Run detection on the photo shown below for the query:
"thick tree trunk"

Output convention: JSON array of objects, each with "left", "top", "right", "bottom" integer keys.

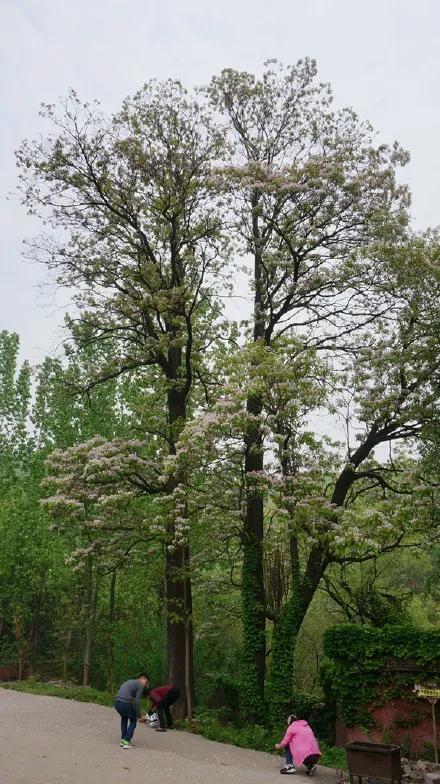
[
  {"left": 241, "top": 193, "right": 267, "bottom": 721},
  {"left": 241, "top": 396, "right": 266, "bottom": 722},
  {"left": 165, "top": 542, "right": 194, "bottom": 718},
  {"left": 166, "top": 383, "right": 195, "bottom": 719},
  {"left": 267, "top": 534, "right": 302, "bottom": 723}
]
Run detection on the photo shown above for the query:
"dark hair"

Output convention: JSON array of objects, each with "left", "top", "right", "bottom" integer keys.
[
  {"left": 287, "top": 714, "right": 297, "bottom": 725},
  {"left": 138, "top": 672, "right": 149, "bottom": 680}
]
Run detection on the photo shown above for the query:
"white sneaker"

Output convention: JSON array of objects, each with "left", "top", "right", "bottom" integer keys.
[{"left": 280, "top": 765, "right": 296, "bottom": 774}]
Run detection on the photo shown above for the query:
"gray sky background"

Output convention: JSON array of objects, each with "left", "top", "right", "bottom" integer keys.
[{"left": 1, "top": 0, "right": 440, "bottom": 366}]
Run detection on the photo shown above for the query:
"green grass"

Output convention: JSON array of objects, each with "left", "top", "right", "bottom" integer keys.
[
  {"left": 0, "top": 680, "right": 347, "bottom": 769},
  {"left": 0, "top": 678, "right": 114, "bottom": 707},
  {"left": 182, "top": 710, "right": 347, "bottom": 769}
]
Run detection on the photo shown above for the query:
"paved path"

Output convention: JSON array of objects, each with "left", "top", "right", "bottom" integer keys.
[{"left": 0, "top": 688, "right": 336, "bottom": 784}]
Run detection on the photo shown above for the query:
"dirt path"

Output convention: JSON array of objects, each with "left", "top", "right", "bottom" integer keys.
[{"left": 0, "top": 688, "right": 336, "bottom": 784}]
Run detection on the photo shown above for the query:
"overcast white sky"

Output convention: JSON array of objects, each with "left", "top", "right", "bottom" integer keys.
[{"left": 2, "top": 0, "right": 440, "bottom": 366}]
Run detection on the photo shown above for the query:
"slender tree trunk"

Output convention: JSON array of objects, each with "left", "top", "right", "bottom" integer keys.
[
  {"left": 83, "top": 557, "right": 99, "bottom": 687},
  {"left": 166, "top": 383, "right": 195, "bottom": 718},
  {"left": 63, "top": 628, "right": 72, "bottom": 686},
  {"left": 184, "top": 547, "right": 193, "bottom": 723},
  {"left": 241, "top": 192, "right": 267, "bottom": 721},
  {"left": 107, "top": 570, "right": 117, "bottom": 693}
]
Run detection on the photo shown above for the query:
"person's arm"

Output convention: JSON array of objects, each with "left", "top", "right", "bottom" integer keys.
[
  {"left": 276, "top": 726, "right": 294, "bottom": 749},
  {"left": 133, "top": 683, "right": 144, "bottom": 718}
]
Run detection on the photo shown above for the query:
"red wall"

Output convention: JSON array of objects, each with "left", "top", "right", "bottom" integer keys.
[{"left": 336, "top": 698, "right": 438, "bottom": 755}]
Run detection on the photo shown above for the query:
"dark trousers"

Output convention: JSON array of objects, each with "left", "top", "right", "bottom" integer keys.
[
  {"left": 156, "top": 686, "right": 179, "bottom": 728},
  {"left": 115, "top": 699, "right": 137, "bottom": 741},
  {"left": 285, "top": 750, "right": 320, "bottom": 771}
]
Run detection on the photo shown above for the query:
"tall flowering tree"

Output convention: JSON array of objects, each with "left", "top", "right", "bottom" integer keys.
[
  {"left": 17, "top": 82, "right": 228, "bottom": 713},
  {"left": 174, "top": 231, "right": 440, "bottom": 720},
  {"left": 207, "top": 59, "right": 410, "bottom": 718}
]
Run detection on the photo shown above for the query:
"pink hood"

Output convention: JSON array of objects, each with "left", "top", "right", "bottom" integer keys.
[{"left": 279, "top": 720, "right": 321, "bottom": 767}]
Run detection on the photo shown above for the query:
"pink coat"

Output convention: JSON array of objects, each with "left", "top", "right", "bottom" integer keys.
[{"left": 279, "top": 720, "right": 321, "bottom": 767}]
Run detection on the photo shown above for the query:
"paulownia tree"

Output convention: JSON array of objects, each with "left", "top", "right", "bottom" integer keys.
[
  {"left": 17, "top": 82, "right": 228, "bottom": 713},
  {"left": 174, "top": 231, "right": 440, "bottom": 721},
  {"left": 207, "top": 59, "right": 410, "bottom": 718}
]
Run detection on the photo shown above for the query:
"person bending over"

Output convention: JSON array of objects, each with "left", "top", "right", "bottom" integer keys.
[
  {"left": 275, "top": 714, "right": 321, "bottom": 775},
  {"left": 114, "top": 672, "right": 148, "bottom": 748},
  {"left": 146, "top": 683, "right": 180, "bottom": 731}
]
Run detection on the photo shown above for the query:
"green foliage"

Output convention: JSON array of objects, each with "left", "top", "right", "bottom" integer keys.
[
  {"left": 186, "top": 709, "right": 346, "bottom": 768},
  {"left": 7, "top": 57, "right": 440, "bottom": 732},
  {"left": 323, "top": 625, "right": 440, "bottom": 729},
  {"left": 195, "top": 671, "right": 241, "bottom": 714}
]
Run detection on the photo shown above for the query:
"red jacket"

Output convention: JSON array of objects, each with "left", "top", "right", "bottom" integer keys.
[{"left": 148, "top": 684, "right": 173, "bottom": 705}]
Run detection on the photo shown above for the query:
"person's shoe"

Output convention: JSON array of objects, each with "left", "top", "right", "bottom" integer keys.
[
  {"left": 121, "top": 740, "right": 134, "bottom": 749},
  {"left": 306, "top": 765, "right": 317, "bottom": 776},
  {"left": 280, "top": 765, "right": 296, "bottom": 774},
  {"left": 155, "top": 727, "right": 167, "bottom": 732}
]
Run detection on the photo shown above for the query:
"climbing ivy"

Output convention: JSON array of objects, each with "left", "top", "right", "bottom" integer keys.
[
  {"left": 266, "top": 595, "right": 301, "bottom": 724},
  {"left": 322, "top": 625, "right": 440, "bottom": 730},
  {"left": 240, "top": 534, "right": 266, "bottom": 723}
]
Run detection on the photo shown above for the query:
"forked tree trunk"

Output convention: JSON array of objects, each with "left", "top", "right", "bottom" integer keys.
[{"left": 267, "top": 534, "right": 302, "bottom": 723}]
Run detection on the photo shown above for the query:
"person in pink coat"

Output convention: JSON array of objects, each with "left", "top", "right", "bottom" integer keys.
[{"left": 275, "top": 714, "right": 321, "bottom": 775}]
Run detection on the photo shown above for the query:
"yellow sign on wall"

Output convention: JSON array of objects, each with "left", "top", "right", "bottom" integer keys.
[{"left": 417, "top": 688, "right": 440, "bottom": 699}]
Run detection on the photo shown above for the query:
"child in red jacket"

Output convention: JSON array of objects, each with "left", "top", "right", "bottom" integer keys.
[{"left": 146, "top": 684, "right": 180, "bottom": 731}]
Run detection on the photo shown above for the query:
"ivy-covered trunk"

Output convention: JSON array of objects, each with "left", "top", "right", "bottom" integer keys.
[
  {"left": 267, "top": 534, "right": 302, "bottom": 723},
  {"left": 267, "top": 533, "right": 329, "bottom": 723},
  {"left": 267, "top": 599, "right": 302, "bottom": 723},
  {"left": 240, "top": 194, "right": 267, "bottom": 723},
  {"left": 241, "top": 495, "right": 266, "bottom": 721}
]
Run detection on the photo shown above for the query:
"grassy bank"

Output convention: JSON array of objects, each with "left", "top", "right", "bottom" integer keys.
[
  {"left": 1, "top": 679, "right": 346, "bottom": 769},
  {"left": 185, "top": 710, "right": 347, "bottom": 769},
  {"left": 0, "top": 678, "right": 114, "bottom": 706}
]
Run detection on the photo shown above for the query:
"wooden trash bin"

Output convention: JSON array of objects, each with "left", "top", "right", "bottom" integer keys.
[{"left": 345, "top": 741, "right": 402, "bottom": 784}]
